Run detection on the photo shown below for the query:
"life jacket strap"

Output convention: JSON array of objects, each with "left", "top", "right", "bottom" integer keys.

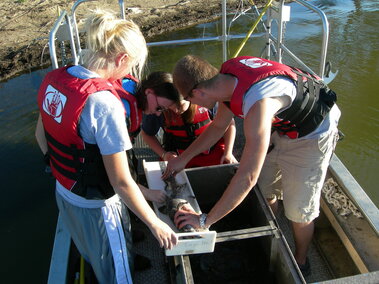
[
  {"left": 273, "top": 68, "right": 336, "bottom": 137},
  {"left": 165, "top": 118, "right": 210, "bottom": 132},
  {"left": 44, "top": 130, "right": 115, "bottom": 198},
  {"left": 162, "top": 133, "right": 194, "bottom": 151},
  {"left": 45, "top": 131, "right": 86, "bottom": 157}
]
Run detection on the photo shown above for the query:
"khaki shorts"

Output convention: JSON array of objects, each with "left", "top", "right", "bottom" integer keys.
[{"left": 258, "top": 129, "right": 339, "bottom": 223}]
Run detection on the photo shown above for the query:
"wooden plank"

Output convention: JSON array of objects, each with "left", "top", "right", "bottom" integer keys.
[{"left": 320, "top": 198, "right": 369, "bottom": 273}]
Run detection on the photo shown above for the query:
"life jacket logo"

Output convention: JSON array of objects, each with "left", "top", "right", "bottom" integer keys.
[
  {"left": 239, "top": 58, "right": 272, "bottom": 69},
  {"left": 198, "top": 107, "right": 207, "bottom": 113},
  {"left": 42, "top": 85, "right": 67, "bottom": 123}
]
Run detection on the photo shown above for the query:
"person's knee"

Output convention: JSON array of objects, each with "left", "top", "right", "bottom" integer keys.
[{"left": 292, "top": 220, "right": 314, "bottom": 229}]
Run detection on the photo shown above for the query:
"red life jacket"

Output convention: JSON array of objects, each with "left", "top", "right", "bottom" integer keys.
[
  {"left": 162, "top": 105, "right": 226, "bottom": 167},
  {"left": 113, "top": 75, "right": 142, "bottom": 141},
  {"left": 163, "top": 105, "right": 213, "bottom": 151},
  {"left": 37, "top": 66, "right": 125, "bottom": 197},
  {"left": 113, "top": 75, "right": 142, "bottom": 181},
  {"left": 220, "top": 56, "right": 336, "bottom": 138}
]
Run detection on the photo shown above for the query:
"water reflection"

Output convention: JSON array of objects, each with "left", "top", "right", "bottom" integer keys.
[{"left": 322, "top": 0, "right": 379, "bottom": 206}]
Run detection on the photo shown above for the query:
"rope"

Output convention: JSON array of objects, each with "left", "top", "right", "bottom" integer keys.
[
  {"left": 232, "top": 0, "right": 273, "bottom": 58},
  {"left": 322, "top": 178, "right": 363, "bottom": 218}
]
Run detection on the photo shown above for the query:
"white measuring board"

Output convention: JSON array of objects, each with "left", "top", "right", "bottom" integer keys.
[{"left": 142, "top": 160, "right": 216, "bottom": 256}]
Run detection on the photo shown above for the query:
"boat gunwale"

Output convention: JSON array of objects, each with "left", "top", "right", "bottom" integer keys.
[{"left": 328, "top": 154, "right": 379, "bottom": 235}]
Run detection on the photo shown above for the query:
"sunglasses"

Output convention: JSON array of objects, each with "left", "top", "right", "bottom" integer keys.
[{"left": 154, "top": 95, "right": 168, "bottom": 112}]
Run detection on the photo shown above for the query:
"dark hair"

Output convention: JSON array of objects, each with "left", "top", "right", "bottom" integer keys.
[{"left": 136, "top": 71, "right": 182, "bottom": 111}]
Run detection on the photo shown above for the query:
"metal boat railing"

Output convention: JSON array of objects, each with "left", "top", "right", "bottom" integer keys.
[
  {"left": 49, "top": 1, "right": 327, "bottom": 78},
  {"left": 264, "top": 0, "right": 330, "bottom": 78},
  {"left": 70, "top": 0, "right": 96, "bottom": 65},
  {"left": 48, "top": 10, "right": 77, "bottom": 69}
]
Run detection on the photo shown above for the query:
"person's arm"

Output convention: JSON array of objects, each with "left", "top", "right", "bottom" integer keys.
[
  {"left": 220, "top": 118, "right": 238, "bottom": 164},
  {"left": 174, "top": 97, "right": 283, "bottom": 229},
  {"left": 35, "top": 114, "right": 48, "bottom": 154},
  {"left": 163, "top": 103, "right": 234, "bottom": 178},
  {"left": 141, "top": 130, "right": 177, "bottom": 161},
  {"left": 141, "top": 129, "right": 166, "bottom": 159},
  {"left": 141, "top": 114, "right": 177, "bottom": 161},
  {"left": 102, "top": 151, "right": 177, "bottom": 249},
  {"left": 138, "top": 183, "right": 167, "bottom": 204},
  {"left": 140, "top": 130, "right": 172, "bottom": 203}
]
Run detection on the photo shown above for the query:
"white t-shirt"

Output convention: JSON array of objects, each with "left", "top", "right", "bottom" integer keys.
[
  {"left": 242, "top": 76, "right": 340, "bottom": 139},
  {"left": 57, "top": 65, "right": 132, "bottom": 191}
]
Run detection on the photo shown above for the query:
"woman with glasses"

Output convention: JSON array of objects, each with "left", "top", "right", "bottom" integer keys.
[{"left": 137, "top": 71, "right": 238, "bottom": 172}]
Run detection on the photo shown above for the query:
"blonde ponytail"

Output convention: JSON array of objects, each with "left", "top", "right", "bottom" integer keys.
[{"left": 83, "top": 9, "right": 147, "bottom": 79}]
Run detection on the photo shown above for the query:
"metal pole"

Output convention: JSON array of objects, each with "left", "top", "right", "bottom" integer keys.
[
  {"left": 119, "top": 0, "right": 125, "bottom": 19},
  {"left": 222, "top": 0, "right": 227, "bottom": 61},
  {"left": 294, "top": 0, "right": 329, "bottom": 78},
  {"left": 49, "top": 11, "right": 67, "bottom": 69},
  {"left": 277, "top": 0, "right": 285, "bottom": 63}
]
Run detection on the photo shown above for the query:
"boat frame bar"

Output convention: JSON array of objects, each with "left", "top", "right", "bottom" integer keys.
[
  {"left": 48, "top": 10, "right": 78, "bottom": 69},
  {"left": 216, "top": 225, "right": 278, "bottom": 242},
  {"left": 49, "top": 0, "right": 330, "bottom": 78}
]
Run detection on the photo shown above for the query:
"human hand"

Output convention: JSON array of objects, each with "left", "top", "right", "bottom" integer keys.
[
  {"left": 220, "top": 152, "right": 238, "bottom": 164},
  {"left": 161, "top": 156, "right": 186, "bottom": 179},
  {"left": 149, "top": 219, "right": 178, "bottom": 250},
  {"left": 162, "top": 151, "right": 178, "bottom": 161},
  {"left": 143, "top": 188, "right": 167, "bottom": 203},
  {"left": 174, "top": 207, "right": 201, "bottom": 230}
]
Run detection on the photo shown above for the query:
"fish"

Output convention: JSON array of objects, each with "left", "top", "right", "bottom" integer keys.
[{"left": 158, "top": 162, "right": 196, "bottom": 233}]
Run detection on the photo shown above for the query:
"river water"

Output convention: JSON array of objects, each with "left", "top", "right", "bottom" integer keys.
[{"left": 0, "top": 0, "right": 377, "bottom": 282}]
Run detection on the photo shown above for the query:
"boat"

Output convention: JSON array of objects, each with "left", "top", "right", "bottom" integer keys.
[{"left": 46, "top": 0, "right": 379, "bottom": 283}]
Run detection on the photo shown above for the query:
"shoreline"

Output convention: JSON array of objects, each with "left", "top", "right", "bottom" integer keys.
[{"left": 0, "top": 0, "right": 255, "bottom": 82}]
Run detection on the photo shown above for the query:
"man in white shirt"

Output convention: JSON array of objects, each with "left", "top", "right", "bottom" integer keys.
[{"left": 166, "top": 55, "right": 340, "bottom": 276}]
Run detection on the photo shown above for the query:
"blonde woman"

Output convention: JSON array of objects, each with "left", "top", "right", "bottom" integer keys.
[{"left": 35, "top": 10, "right": 177, "bottom": 283}]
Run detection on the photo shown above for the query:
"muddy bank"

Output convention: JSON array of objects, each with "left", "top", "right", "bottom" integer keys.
[{"left": 0, "top": 0, "right": 254, "bottom": 82}]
